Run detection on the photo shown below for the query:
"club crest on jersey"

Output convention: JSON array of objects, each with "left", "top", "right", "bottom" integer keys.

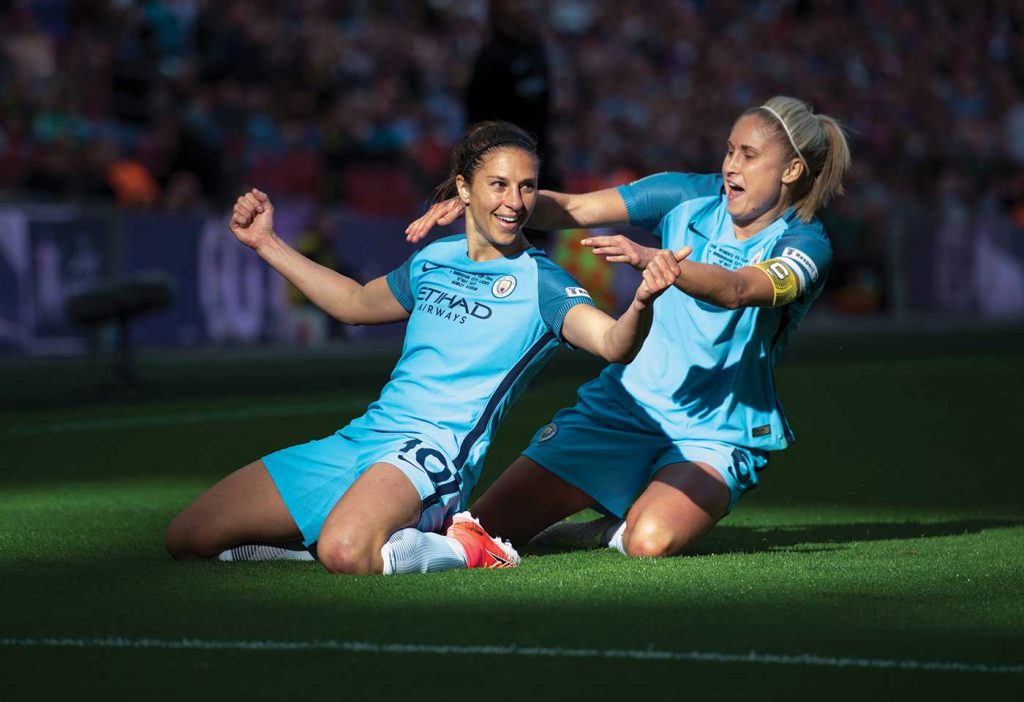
[
  {"left": 492, "top": 275, "right": 517, "bottom": 298},
  {"left": 537, "top": 423, "right": 558, "bottom": 442}
]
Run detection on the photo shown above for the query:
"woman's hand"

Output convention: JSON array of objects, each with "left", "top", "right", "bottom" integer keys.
[
  {"left": 581, "top": 234, "right": 659, "bottom": 270},
  {"left": 635, "top": 247, "right": 691, "bottom": 305},
  {"left": 229, "top": 188, "right": 275, "bottom": 250},
  {"left": 405, "top": 197, "right": 465, "bottom": 243}
]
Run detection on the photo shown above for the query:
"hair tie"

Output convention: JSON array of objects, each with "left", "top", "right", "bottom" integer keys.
[{"left": 761, "top": 106, "right": 810, "bottom": 174}]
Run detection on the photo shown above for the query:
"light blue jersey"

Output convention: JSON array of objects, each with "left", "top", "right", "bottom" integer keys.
[
  {"left": 523, "top": 172, "right": 831, "bottom": 515},
  {"left": 265, "top": 233, "right": 595, "bottom": 543},
  {"left": 601, "top": 172, "right": 832, "bottom": 451},
  {"left": 373, "top": 234, "right": 593, "bottom": 503}
]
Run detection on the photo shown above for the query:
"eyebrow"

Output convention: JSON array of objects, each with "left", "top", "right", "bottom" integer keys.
[
  {"left": 482, "top": 173, "right": 537, "bottom": 183},
  {"left": 726, "top": 140, "right": 761, "bottom": 153}
]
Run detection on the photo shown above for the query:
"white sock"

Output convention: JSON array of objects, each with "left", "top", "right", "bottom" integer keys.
[
  {"left": 217, "top": 543, "right": 315, "bottom": 562},
  {"left": 607, "top": 521, "right": 628, "bottom": 556},
  {"left": 380, "top": 528, "right": 468, "bottom": 575}
]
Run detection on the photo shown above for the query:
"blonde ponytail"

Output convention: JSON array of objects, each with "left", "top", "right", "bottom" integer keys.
[
  {"left": 747, "top": 96, "right": 852, "bottom": 222},
  {"left": 798, "top": 114, "right": 851, "bottom": 221}
]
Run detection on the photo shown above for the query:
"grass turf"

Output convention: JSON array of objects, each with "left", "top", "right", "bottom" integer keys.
[{"left": 0, "top": 328, "right": 1022, "bottom": 699}]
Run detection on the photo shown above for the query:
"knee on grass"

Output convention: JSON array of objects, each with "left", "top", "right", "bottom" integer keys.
[
  {"left": 317, "top": 531, "right": 382, "bottom": 575},
  {"left": 622, "top": 519, "right": 691, "bottom": 558},
  {"left": 164, "top": 515, "right": 219, "bottom": 560}
]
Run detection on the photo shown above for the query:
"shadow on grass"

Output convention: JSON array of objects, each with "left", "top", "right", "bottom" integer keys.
[{"left": 525, "top": 518, "right": 1024, "bottom": 557}]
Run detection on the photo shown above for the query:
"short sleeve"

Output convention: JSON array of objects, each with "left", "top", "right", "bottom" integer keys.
[
  {"left": 533, "top": 257, "right": 596, "bottom": 342},
  {"left": 767, "top": 225, "right": 833, "bottom": 295},
  {"left": 385, "top": 251, "right": 417, "bottom": 312},
  {"left": 616, "top": 172, "right": 723, "bottom": 233}
]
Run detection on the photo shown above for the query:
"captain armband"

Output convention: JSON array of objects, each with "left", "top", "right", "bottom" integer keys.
[{"left": 751, "top": 258, "right": 800, "bottom": 307}]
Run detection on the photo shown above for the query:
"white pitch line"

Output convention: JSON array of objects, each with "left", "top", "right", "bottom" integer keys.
[
  {"left": 0, "top": 636, "right": 1020, "bottom": 675},
  {"left": 3, "top": 399, "right": 373, "bottom": 436}
]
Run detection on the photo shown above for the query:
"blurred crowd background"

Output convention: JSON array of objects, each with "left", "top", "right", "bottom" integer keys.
[{"left": 2, "top": 0, "right": 1023, "bottom": 355}]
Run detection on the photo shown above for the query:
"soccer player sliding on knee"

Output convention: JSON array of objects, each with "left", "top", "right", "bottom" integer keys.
[
  {"left": 405, "top": 96, "right": 853, "bottom": 563},
  {"left": 164, "top": 121, "right": 683, "bottom": 574}
]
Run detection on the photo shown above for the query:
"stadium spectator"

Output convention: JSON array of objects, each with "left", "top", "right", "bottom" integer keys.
[
  {"left": 1, "top": 1, "right": 1022, "bottom": 317},
  {"left": 400, "top": 95, "right": 852, "bottom": 567},
  {"left": 465, "top": 0, "right": 558, "bottom": 245},
  {"left": 164, "top": 121, "right": 685, "bottom": 574}
]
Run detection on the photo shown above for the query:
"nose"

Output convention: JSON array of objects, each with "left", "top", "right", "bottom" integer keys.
[{"left": 504, "top": 187, "right": 524, "bottom": 211}]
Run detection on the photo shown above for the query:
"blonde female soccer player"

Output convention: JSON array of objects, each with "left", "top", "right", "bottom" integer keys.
[
  {"left": 165, "top": 121, "right": 684, "bottom": 574},
  {"left": 404, "top": 96, "right": 852, "bottom": 564}
]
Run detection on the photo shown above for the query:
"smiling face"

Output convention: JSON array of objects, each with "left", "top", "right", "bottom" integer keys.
[
  {"left": 457, "top": 147, "right": 538, "bottom": 260},
  {"left": 722, "top": 113, "right": 805, "bottom": 237}
]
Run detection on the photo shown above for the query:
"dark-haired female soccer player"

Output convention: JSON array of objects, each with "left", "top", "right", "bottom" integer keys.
[
  {"left": 165, "top": 121, "right": 684, "bottom": 574},
  {"left": 404, "top": 96, "right": 852, "bottom": 564}
]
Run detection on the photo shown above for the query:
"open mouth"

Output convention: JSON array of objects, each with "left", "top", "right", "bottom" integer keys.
[
  {"left": 494, "top": 213, "right": 520, "bottom": 230},
  {"left": 726, "top": 180, "right": 745, "bottom": 200}
]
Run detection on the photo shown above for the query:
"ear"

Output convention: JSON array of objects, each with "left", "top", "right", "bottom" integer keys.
[
  {"left": 455, "top": 175, "right": 470, "bottom": 204},
  {"left": 781, "top": 158, "right": 805, "bottom": 185}
]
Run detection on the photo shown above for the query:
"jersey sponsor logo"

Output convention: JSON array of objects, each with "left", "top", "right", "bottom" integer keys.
[
  {"left": 537, "top": 422, "right": 558, "bottom": 442},
  {"left": 416, "top": 285, "right": 492, "bottom": 325},
  {"left": 492, "top": 275, "right": 517, "bottom": 298},
  {"left": 782, "top": 247, "right": 819, "bottom": 282},
  {"left": 564, "top": 287, "right": 591, "bottom": 298}
]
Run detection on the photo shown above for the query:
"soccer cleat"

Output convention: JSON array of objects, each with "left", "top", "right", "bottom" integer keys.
[
  {"left": 445, "top": 512, "right": 521, "bottom": 568},
  {"left": 527, "top": 515, "right": 623, "bottom": 552}
]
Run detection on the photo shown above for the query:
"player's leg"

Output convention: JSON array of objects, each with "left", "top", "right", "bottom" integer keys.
[
  {"left": 322, "top": 433, "right": 523, "bottom": 575},
  {"left": 165, "top": 460, "right": 302, "bottom": 560},
  {"left": 471, "top": 455, "right": 597, "bottom": 548},
  {"left": 476, "top": 380, "right": 664, "bottom": 551},
  {"left": 615, "top": 444, "right": 765, "bottom": 557},
  {"left": 521, "top": 460, "right": 723, "bottom": 557},
  {"left": 315, "top": 461, "right": 423, "bottom": 575},
  {"left": 616, "top": 461, "right": 731, "bottom": 557}
]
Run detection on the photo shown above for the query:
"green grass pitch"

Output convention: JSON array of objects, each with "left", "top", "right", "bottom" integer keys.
[{"left": 1, "top": 328, "right": 1022, "bottom": 699}]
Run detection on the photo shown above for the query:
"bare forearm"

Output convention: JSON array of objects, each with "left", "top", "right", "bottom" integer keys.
[
  {"left": 528, "top": 191, "right": 580, "bottom": 229},
  {"left": 674, "top": 259, "right": 766, "bottom": 309},
  {"left": 563, "top": 249, "right": 681, "bottom": 360},
  {"left": 256, "top": 233, "right": 363, "bottom": 321},
  {"left": 528, "top": 188, "right": 630, "bottom": 231},
  {"left": 599, "top": 297, "right": 654, "bottom": 363}
]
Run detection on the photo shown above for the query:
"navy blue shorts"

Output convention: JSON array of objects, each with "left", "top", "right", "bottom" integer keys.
[{"left": 523, "top": 380, "right": 767, "bottom": 517}]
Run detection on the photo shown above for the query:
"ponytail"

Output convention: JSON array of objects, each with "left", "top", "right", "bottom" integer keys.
[
  {"left": 799, "top": 114, "right": 851, "bottom": 221},
  {"left": 746, "top": 96, "right": 852, "bottom": 222}
]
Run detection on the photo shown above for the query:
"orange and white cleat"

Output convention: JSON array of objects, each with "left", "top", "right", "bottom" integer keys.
[{"left": 446, "top": 512, "right": 521, "bottom": 569}]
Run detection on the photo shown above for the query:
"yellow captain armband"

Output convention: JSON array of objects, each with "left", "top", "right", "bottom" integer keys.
[{"left": 751, "top": 258, "right": 800, "bottom": 307}]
